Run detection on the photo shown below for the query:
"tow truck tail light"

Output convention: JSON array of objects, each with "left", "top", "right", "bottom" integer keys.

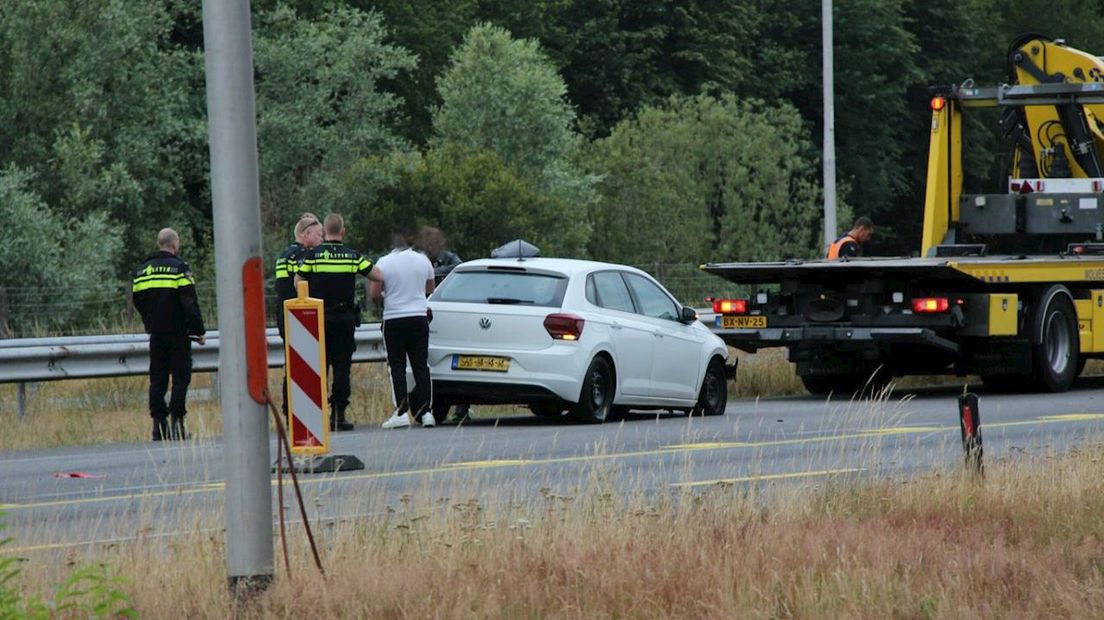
[
  {"left": 912, "top": 297, "right": 950, "bottom": 313},
  {"left": 544, "top": 313, "right": 585, "bottom": 340},
  {"left": 712, "top": 298, "right": 748, "bottom": 315}
]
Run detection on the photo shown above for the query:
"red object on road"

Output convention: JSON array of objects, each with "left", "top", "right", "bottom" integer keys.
[{"left": 53, "top": 472, "right": 107, "bottom": 479}]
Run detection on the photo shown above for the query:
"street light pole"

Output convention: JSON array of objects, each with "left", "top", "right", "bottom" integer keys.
[
  {"left": 201, "top": 0, "right": 274, "bottom": 596},
  {"left": 822, "top": 0, "right": 838, "bottom": 251}
]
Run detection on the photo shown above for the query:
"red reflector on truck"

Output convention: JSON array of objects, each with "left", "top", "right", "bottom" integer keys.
[
  {"left": 912, "top": 297, "right": 950, "bottom": 313},
  {"left": 712, "top": 299, "right": 748, "bottom": 315}
]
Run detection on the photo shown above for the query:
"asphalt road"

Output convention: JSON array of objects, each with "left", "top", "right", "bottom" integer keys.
[{"left": 3, "top": 382, "right": 1104, "bottom": 555}]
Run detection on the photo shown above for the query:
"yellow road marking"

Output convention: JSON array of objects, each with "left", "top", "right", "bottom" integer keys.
[
  {"left": 1, "top": 413, "right": 1100, "bottom": 513},
  {"left": 859, "top": 426, "right": 945, "bottom": 435},
  {"left": 672, "top": 468, "right": 863, "bottom": 488},
  {"left": 438, "top": 459, "right": 534, "bottom": 469},
  {"left": 662, "top": 442, "right": 751, "bottom": 451},
  {"left": 1040, "top": 413, "right": 1104, "bottom": 422}
]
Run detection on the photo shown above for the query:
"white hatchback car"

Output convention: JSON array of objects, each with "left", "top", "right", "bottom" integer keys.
[{"left": 423, "top": 257, "right": 730, "bottom": 423}]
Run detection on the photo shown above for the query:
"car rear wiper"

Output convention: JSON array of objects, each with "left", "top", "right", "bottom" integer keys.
[{"left": 486, "top": 297, "right": 534, "bottom": 304}]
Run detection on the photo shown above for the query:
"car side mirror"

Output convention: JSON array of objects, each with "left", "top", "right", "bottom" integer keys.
[{"left": 679, "top": 306, "right": 698, "bottom": 324}]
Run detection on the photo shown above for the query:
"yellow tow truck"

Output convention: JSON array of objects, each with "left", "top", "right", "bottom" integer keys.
[{"left": 703, "top": 35, "right": 1104, "bottom": 394}]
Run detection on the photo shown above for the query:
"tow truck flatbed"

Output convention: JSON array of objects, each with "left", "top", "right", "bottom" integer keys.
[{"left": 702, "top": 255, "right": 1104, "bottom": 286}]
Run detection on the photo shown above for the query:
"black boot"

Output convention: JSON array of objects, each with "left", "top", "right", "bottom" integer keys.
[
  {"left": 152, "top": 416, "right": 170, "bottom": 441},
  {"left": 169, "top": 416, "right": 191, "bottom": 441},
  {"left": 330, "top": 407, "right": 354, "bottom": 432}
]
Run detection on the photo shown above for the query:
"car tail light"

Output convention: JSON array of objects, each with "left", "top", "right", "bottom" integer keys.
[
  {"left": 544, "top": 313, "right": 585, "bottom": 340},
  {"left": 912, "top": 297, "right": 950, "bottom": 313},
  {"left": 712, "top": 298, "right": 748, "bottom": 315}
]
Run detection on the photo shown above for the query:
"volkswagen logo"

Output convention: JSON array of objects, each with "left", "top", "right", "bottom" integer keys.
[{"left": 479, "top": 317, "right": 492, "bottom": 329}]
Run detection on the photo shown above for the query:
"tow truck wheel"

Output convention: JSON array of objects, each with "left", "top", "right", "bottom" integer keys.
[{"left": 1032, "top": 288, "right": 1079, "bottom": 393}]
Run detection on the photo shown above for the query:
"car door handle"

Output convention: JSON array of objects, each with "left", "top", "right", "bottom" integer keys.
[{"left": 611, "top": 321, "right": 623, "bottom": 330}]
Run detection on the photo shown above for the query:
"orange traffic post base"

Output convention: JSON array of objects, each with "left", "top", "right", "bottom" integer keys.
[{"left": 275, "top": 281, "right": 363, "bottom": 474}]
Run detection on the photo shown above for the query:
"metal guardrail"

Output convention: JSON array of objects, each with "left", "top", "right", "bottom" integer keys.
[{"left": 0, "top": 325, "right": 386, "bottom": 384}]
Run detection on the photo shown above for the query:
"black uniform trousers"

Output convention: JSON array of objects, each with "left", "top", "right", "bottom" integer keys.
[
  {"left": 325, "top": 311, "right": 358, "bottom": 411},
  {"left": 382, "top": 315, "right": 431, "bottom": 416},
  {"left": 149, "top": 333, "right": 193, "bottom": 419}
]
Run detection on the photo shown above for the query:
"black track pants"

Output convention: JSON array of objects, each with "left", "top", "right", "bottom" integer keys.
[{"left": 382, "top": 316, "right": 431, "bottom": 415}]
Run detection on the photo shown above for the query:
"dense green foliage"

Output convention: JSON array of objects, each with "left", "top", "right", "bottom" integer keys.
[
  {"left": 586, "top": 95, "right": 828, "bottom": 265},
  {"left": 1, "top": 0, "right": 1102, "bottom": 334},
  {"left": 253, "top": 5, "right": 416, "bottom": 238}
]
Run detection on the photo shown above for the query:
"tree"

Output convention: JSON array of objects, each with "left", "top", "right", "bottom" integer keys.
[
  {"left": 586, "top": 95, "right": 828, "bottom": 265},
  {"left": 0, "top": 167, "right": 122, "bottom": 334},
  {"left": 252, "top": 4, "right": 417, "bottom": 241},
  {"left": 346, "top": 0, "right": 479, "bottom": 145},
  {"left": 0, "top": 0, "right": 208, "bottom": 274},
  {"left": 477, "top": 0, "right": 782, "bottom": 139},
  {"left": 372, "top": 143, "right": 587, "bottom": 259},
  {"left": 432, "top": 23, "right": 595, "bottom": 255}
]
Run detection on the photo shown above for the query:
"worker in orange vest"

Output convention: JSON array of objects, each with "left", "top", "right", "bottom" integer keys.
[{"left": 826, "top": 216, "right": 874, "bottom": 260}]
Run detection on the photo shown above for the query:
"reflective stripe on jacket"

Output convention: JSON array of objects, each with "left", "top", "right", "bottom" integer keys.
[
  {"left": 132, "top": 251, "right": 205, "bottom": 335},
  {"left": 298, "top": 241, "right": 374, "bottom": 309}
]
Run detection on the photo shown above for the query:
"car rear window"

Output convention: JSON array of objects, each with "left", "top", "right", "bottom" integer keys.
[{"left": 433, "top": 270, "right": 568, "bottom": 307}]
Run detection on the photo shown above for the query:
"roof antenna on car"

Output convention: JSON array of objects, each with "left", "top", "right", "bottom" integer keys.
[{"left": 517, "top": 239, "right": 525, "bottom": 262}]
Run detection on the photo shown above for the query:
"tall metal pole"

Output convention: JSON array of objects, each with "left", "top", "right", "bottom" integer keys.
[
  {"left": 822, "top": 0, "right": 838, "bottom": 251},
  {"left": 201, "top": 0, "right": 274, "bottom": 595}
]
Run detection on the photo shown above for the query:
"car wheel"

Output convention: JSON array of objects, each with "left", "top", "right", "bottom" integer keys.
[
  {"left": 571, "top": 356, "right": 614, "bottom": 423},
  {"left": 692, "top": 359, "right": 728, "bottom": 416}
]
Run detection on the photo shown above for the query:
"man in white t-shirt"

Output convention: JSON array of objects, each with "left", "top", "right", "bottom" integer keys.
[{"left": 371, "top": 229, "right": 437, "bottom": 429}]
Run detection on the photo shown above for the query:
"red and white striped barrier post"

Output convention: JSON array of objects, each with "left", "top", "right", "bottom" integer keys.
[
  {"left": 285, "top": 282, "right": 329, "bottom": 453},
  {"left": 280, "top": 281, "right": 363, "bottom": 472}
]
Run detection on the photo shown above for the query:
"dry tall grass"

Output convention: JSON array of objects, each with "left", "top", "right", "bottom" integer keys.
[{"left": 9, "top": 441, "right": 1104, "bottom": 618}]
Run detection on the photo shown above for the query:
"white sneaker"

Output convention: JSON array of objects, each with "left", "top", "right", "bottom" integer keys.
[
  {"left": 421, "top": 411, "right": 436, "bottom": 428},
  {"left": 381, "top": 411, "right": 412, "bottom": 429}
]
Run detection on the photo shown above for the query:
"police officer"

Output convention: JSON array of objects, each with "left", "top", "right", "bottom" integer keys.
[
  {"left": 296, "top": 214, "right": 383, "bottom": 431},
  {"left": 132, "top": 228, "right": 206, "bottom": 441},
  {"left": 826, "top": 216, "right": 874, "bottom": 260},
  {"left": 274, "top": 214, "right": 323, "bottom": 415}
]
